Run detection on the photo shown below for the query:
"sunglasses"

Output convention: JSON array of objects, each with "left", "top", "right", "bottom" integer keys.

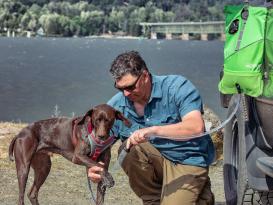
[{"left": 114, "top": 73, "right": 142, "bottom": 92}]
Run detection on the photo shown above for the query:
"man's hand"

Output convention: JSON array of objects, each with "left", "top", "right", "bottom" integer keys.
[
  {"left": 126, "top": 127, "right": 156, "bottom": 149},
  {"left": 88, "top": 162, "right": 104, "bottom": 183}
]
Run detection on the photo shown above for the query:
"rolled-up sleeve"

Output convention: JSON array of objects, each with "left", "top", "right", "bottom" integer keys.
[{"left": 172, "top": 77, "right": 203, "bottom": 118}]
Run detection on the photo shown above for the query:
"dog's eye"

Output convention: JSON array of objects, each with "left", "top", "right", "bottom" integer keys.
[{"left": 95, "top": 118, "right": 110, "bottom": 124}]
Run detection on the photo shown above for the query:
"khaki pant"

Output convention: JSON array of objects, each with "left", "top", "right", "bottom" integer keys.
[{"left": 119, "top": 142, "right": 214, "bottom": 205}]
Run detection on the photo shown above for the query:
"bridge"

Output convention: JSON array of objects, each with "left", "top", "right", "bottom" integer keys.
[{"left": 139, "top": 21, "right": 225, "bottom": 40}]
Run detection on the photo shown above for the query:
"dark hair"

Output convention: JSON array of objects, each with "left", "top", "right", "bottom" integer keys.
[{"left": 110, "top": 51, "right": 148, "bottom": 80}]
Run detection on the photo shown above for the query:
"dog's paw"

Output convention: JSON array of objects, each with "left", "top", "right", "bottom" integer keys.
[{"left": 101, "top": 171, "right": 115, "bottom": 189}]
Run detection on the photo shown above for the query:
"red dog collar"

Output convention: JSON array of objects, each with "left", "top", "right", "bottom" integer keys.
[{"left": 86, "top": 122, "right": 116, "bottom": 161}]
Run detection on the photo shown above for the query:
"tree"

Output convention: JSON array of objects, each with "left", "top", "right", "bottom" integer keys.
[
  {"left": 58, "top": 15, "right": 73, "bottom": 36},
  {"left": 39, "top": 13, "right": 61, "bottom": 35},
  {"left": 128, "top": 6, "right": 146, "bottom": 36},
  {"left": 28, "top": 17, "right": 38, "bottom": 31},
  {"left": 80, "top": 10, "right": 104, "bottom": 35},
  {"left": 71, "top": 16, "right": 81, "bottom": 36},
  {"left": 28, "top": 4, "right": 41, "bottom": 16},
  {"left": 20, "top": 12, "right": 31, "bottom": 30},
  {"left": 172, "top": 3, "right": 194, "bottom": 21},
  {"left": 107, "top": 8, "right": 125, "bottom": 32},
  {"left": 149, "top": 8, "right": 164, "bottom": 22},
  {"left": 0, "top": 9, "right": 18, "bottom": 30},
  {"left": 208, "top": 2, "right": 224, "bottom": 21},
  {"left": 163, "top": 11, "right": 175, "bottom": 22},
  {"left": 0, "top": 0, "right": 26, "bottom": 30},
  {"left": 189, "top": 0, "right": 209, "bottom": 21}
]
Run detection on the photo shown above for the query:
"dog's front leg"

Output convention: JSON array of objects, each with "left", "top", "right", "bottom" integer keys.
[
  {"left": 99, "top": 148, "right": 111, "bottom": 170},
  {"left": 71, "top": 140, "right": 101, "bottom": 168}
]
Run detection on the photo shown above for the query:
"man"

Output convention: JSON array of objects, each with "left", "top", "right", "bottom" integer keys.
[{"left": 89, "top": 51, "right": 215, "bottom": 205}]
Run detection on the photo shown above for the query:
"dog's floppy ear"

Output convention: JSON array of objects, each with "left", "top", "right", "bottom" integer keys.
[
  {"left": 115, "top": 110, "right": 131, "bottom": 127},
  {"left": 78, "top": 109, "right": 93, "bottom": 125}
]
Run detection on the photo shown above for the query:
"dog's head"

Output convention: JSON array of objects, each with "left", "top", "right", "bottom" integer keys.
[{"left": 78, "top": 104, "right": 131, "bottom": 141}]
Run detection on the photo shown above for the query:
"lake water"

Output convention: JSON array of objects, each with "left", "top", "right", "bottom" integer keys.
[{"left": 0, "top": 37, "right": 226, "bottom": 122}]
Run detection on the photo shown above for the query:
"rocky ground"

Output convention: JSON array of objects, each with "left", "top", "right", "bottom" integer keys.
[{"left": 0, "top": 108, "right": 225, "bottom": 205}]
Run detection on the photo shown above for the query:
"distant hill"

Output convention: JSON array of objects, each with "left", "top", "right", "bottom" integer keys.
[{"left": 0, "top": 0, "right": 265, "bottom": 37}]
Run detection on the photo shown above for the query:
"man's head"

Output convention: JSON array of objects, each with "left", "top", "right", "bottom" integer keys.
[
  {"left": 110, "top": 51, "right": 149, "bottom": 80},
  {"left": 110, "top": 51, "right": 151, "bottom": 103}
]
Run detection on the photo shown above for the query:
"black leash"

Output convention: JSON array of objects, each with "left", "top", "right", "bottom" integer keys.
[{"left": 86, "top": 169, "right": 100, "bottom": 205}]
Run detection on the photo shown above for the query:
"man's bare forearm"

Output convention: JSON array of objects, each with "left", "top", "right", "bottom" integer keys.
[{"left": 148, "top": 110, "right": 205, "bottom": 139}]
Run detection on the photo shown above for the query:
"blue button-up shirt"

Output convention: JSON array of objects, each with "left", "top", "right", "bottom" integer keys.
[{"left": 108, "top": 74, "right": 215, "bottom": 167}]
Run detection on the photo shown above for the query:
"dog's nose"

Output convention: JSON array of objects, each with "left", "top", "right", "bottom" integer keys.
[{"left": 98, "top": 135, "right": 106, "bottom": 140}]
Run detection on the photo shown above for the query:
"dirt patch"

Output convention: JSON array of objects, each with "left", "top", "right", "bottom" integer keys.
[{"left": 0, "top": 121, "right": 225, "bottom": 205}]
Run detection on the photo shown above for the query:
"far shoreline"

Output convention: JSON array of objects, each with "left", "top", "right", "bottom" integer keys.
[{"left": 0, "top": 33, "right": 222, "bottom": 41}]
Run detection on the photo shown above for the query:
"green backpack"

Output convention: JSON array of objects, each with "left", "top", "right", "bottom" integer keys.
[{"left": 218, "top": 3, "right": 273, "bottom": 98}]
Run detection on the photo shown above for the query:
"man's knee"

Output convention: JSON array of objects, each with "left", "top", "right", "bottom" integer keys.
[
  {"left": 119, "top": 142, "right": 163, "bottom": 175},
  {"left": 118, "top": 142, "right": 163, "bottom": 199}
]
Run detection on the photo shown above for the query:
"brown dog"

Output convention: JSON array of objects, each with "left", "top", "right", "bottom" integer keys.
[{"left": 9, "top": 104, "right": 131, "bottom": 205}]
